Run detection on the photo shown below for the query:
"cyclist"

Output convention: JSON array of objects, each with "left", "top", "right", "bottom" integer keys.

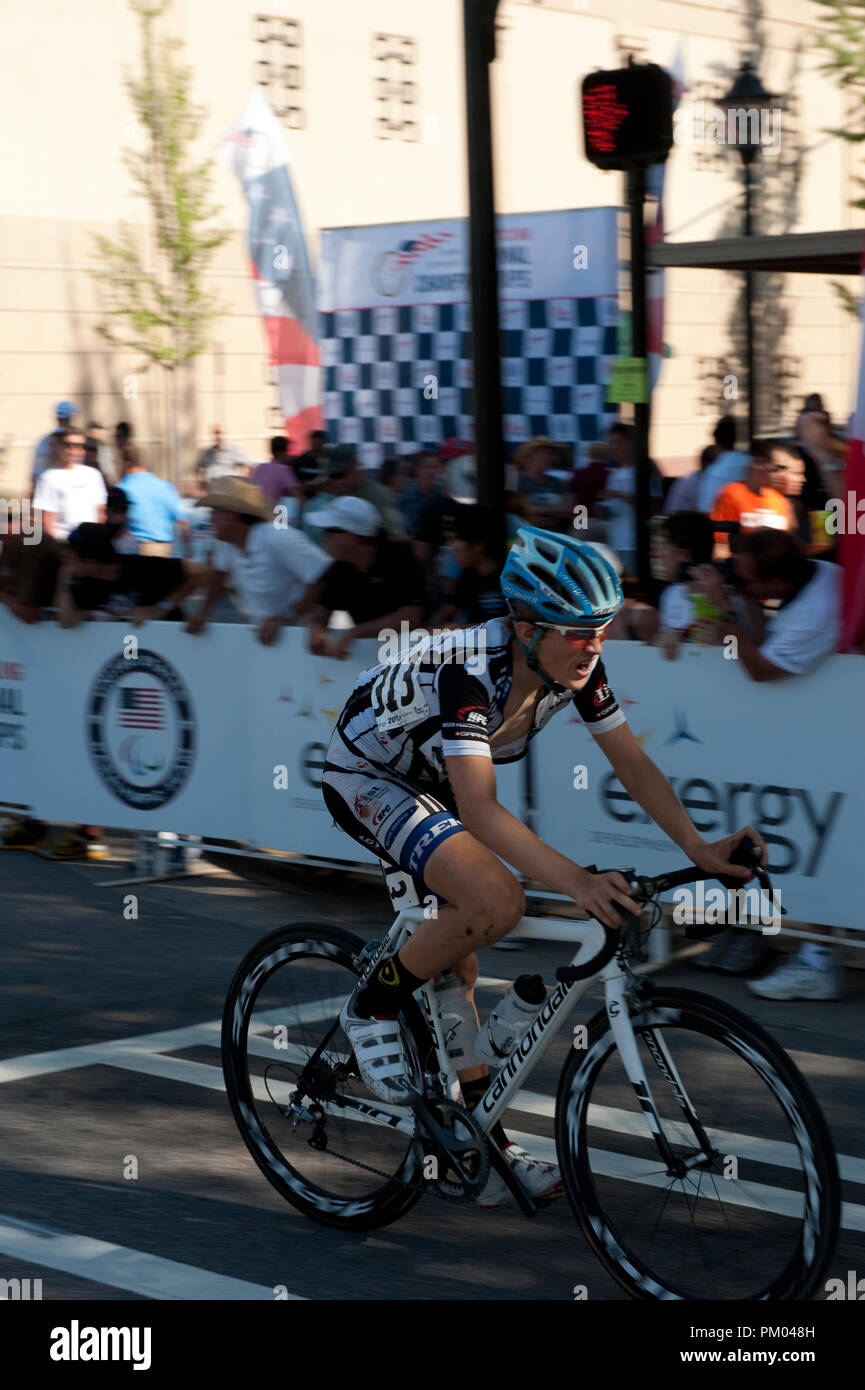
[{"left": 322, "top": 526, "right": 767, "bottom": 1206}]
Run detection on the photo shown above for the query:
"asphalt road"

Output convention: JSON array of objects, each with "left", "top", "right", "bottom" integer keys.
[{"left": 0, "top": 843, "right": 862, "bottom": 1303}]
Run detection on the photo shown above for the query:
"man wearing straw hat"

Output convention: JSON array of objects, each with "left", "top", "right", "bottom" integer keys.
[{"left": 186, "top": 476, "right": 331, "bottom": 646}]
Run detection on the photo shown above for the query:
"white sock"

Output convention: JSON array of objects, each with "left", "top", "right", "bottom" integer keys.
[{"left": 798, "top": 942, "right": 834, "bottom": 973}]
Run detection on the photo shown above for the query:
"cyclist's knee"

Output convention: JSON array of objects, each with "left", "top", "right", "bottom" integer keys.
[{"left": 474, "top": 881, "right": 525, "bottom": 942}]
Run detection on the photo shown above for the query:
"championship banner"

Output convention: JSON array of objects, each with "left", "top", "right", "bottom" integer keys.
[
  {"left": 222, "top": 91, "right": 322, "bottom": 446},
  {"left": 1, "top": 616, "right": 861, "bottom": 928},
  {"left": 318, "top": 208, "right": 620, "bottom": 469}
]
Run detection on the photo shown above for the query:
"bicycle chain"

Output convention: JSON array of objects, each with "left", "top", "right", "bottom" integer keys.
[{"left": 311, "top": 1120, "right": 485, "bottom": 1203}]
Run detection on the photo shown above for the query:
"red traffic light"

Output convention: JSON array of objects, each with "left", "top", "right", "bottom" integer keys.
[{"left": 581, "top": 64, "right": 674, "bottom": 170}]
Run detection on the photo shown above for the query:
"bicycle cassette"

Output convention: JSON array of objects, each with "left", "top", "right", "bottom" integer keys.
[{"left": 413, "top": 1096, "right": 490, "bottom": 1203}]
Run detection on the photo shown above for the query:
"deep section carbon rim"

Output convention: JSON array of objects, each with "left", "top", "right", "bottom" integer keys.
[
  {"left": 222, "top": 923, "right": 430, "bottom": 1232},
  {"left": 556, "top": 986, "right": 840, "bottom": 1300}
]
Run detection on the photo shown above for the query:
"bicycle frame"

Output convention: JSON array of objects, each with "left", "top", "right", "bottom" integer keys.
[{"left": 341, "top": 887, "right": 706, "bottom": 1172}]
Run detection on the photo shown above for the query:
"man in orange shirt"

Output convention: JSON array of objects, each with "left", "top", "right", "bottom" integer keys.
[{"left": 710, "top": 439, "right": 794, "bottom": 558}]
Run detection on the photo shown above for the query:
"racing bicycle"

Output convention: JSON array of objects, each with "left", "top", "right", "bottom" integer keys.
[{"left": 222, "top": 839, "right": 840, "bottom": 1300}]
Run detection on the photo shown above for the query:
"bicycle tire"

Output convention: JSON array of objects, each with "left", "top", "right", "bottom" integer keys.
[
  {"left": 555, "top": 984, "right": 840, "bottom": 1301},
  {"left": 222, "top": 921, "right": 433, "bottom": 1233}
]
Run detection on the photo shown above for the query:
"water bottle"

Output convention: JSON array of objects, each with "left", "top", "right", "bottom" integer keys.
[
  {"left": 476, "top": 974, "right": 547, "bottom": 1066},
  {"left": 431, "top": 971, "right": 478, "bottom": 1066}
]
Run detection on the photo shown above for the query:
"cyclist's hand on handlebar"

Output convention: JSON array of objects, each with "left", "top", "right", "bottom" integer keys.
[
  {"left": 689, "top": 826, "right": 768, "bottom": 881},
  {"left": 571, "top": 870, "right": 641, "bottom": 930}
]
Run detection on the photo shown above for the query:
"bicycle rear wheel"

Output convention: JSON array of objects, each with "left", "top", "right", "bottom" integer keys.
[
  {"left": 556, "top": 984, "right": 840, "bottom": 1300},
  {"left": 222, "top": 922, "right": 432, "bottom": 1232}
]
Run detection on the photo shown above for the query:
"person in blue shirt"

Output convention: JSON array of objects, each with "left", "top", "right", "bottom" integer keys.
[{"left": 117, "top": 447, "right": 189, "bottom": 555}]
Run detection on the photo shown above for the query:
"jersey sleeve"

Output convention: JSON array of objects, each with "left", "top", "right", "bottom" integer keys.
[
  {"left": 437, "top": 660, "right": 493, "bottom": 760},
  {"left": 571, "top": 658, "right": 626, "bottom": 737}
]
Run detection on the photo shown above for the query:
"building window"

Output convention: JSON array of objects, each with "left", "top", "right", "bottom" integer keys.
[
  {"left": 372, "top": 33, "right": 419, "bottom": 140},
  {"left": 252, "top": 14, "right": 304, "bottom": 129}
]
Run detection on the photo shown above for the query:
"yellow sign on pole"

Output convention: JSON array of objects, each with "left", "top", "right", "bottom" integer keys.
[{"left": 606, "top": 357, "right": 648, "bottom": 404}]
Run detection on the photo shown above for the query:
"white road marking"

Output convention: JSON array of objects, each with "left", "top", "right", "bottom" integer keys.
[{"left": 0, "top": 1213, "right": 300, "bottom": 1301}]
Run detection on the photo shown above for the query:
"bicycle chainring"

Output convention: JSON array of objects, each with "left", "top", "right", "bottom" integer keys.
[{"left": 414, "top": 1097, "right": 490, "bottom": 1204}]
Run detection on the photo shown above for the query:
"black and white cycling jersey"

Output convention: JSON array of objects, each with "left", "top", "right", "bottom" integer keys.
[
  {"left": 330, "top": 617, "right": 625, "bottom": 785},
  {"left": 320, "top": 619, "right": 627, "bottom": 889}
]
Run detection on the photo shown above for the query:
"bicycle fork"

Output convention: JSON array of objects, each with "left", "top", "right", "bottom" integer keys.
[{"left": 602, "top": 964, "right": 718, "bottom": 1176}]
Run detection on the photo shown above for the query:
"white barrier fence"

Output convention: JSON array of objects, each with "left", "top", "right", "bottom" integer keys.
[{"left": 1, "top": 611, "right": 863, "bottom": 929}]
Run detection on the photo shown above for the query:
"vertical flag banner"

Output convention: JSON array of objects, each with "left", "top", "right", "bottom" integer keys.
[
  {"left": 645, "top": 46, "right": 687, "bottom": 396},
  {"left": 222, "top": 91, "right": 321, "bottom": 446},
  {"left": 841, "top": 235, "right": 865, "bottom": 650}
]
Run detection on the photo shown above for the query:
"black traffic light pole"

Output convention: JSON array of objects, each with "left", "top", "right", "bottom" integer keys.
[
  {"left": 627, "top": 160, "right": 652, "bottom": 595},
  {"left": 463, "top": 0, "right": 506, "bottom": 564}
]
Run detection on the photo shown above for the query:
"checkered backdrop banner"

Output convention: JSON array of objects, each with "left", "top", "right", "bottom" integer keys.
[{"left": 318, "top": 208, "right": 620, "bottom": 470}]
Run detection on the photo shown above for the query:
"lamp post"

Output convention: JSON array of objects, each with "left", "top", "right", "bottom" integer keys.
[{"left": 721, "top": 58, "right": 776, "bottom": 444}]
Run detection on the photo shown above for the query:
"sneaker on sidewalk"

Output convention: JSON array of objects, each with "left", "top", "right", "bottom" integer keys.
[
  {"left": 746, "top": 958, "right": 842, "bottom": 1002},
  {"left": 476, "top": 1143, "right": 564, "bottom": 1209},
  {"left": 339, "top": 996, "right": 416, "bottom": 1106}
]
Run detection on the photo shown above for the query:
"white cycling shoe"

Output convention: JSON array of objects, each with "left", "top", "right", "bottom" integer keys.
[
  {"left": 340, "top": 996, "right": 417, "bottom": 1106},
  {"left": 475, "top": 1142, "right": 565, "bottom": 1209}
]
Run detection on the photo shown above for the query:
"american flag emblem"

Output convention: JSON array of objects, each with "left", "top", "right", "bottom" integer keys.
[
  {"left": 118, "top": 687, "right": 164, "bottom": 729},
  {"left": 393, "top": 232, "right": 453, "bottom": 267}
]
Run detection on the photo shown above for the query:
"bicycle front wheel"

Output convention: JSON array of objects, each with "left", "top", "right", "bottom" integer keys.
[
  {"left": 222, "top": 922, "right": 432, "bottom": 1233},
  {"left": 556, "top": 984, "right": 840, "bottom": 1300}
]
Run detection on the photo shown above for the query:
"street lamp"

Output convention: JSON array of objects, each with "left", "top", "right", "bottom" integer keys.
[{"left": 721, "top": 57, "right": 777, "bottom": 444}]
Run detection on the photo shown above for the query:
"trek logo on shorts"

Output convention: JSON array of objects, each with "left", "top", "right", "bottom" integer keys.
[{"left": 406, "top": 815, "right": 461, "bottom": 874}]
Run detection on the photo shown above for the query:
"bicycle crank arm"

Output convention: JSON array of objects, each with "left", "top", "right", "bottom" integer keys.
[{"left": 486, "top": 1138, "right": 539, "bottom": 1218}]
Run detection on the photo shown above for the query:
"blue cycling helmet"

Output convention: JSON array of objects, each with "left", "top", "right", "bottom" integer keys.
[{"left": 501, "top": 526, "right": 624, "bottom": 628}]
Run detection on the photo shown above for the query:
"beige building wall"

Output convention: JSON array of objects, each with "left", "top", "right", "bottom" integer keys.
[{"left": 0, "top": 0, "right": 860, "bottom": 494}]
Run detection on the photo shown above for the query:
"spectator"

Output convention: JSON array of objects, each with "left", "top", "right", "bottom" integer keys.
[
  {"left": 33, "top": 427, "right": 107, "bottom": 540},
  {"left": 196, "top": 424, "right": 251, "bottom": 484},
  {"left": 55, "top": 523, "right": 205, "bottom": 626},
  {"left": 432, "top": 505, "right": 509, "bottom": 626},
  {"left": 696, "top": 416, "right": 751, "bottom": 513},
  {"left": 114, "top": 420, "right": 133, "bottom": 456},
  {"left": 664, "top": 444, "right": 719, "bottom": 515},
  {"left": 0, "top": 516, "right": 64, "bottom": 624},
  {"left": 568, "top": 441, "right": 609, "bottom": 536},
  {"left": 251, "top": 436, "right": 300, "bottom": 505},
  {"left": 397, "top": 451, "right": 444, "bottom": 537},
  {"left": 104, "top": 487, "right": 138, "bottom": 554},
  {"left": 295, "top": 429, "right": 328, "bottom": 477},
  {"left": 32, "top": 400, "right": 78, "bottom": 488},
  {"left": 651, "top": 511, "right": 718, "bottom": 658},
  {"left": 306, "top": 496, "right": 425, "bottom": 659},
  {"left": 514, "top": 437, "right": 574, "bottom": 533},
  {"left": 796, "top": 409, "right": 846, "bottom": 501},
  {"left": 187, "top": 476, "right": 330, "bottom": 646},
  {"left": 379, "top": 456, "right": 408, "bottom": 497},
  {"left": 710, "top": 438, "right": 794, "bottom": 558},
  {"left": 85, "top": 421, "right": 115, "bottom": 482},
  {"left": 301, "top": 445, "right": 407, "bottom": 540},
  {"left": 763, "top": 442, "right": 813, "bottom": 546},
  {"left": 598, "top": 424, "right": 637, "bottom": 573},
  {"left": 690, "top": 528, "right": 842, "bottom": 681},
  {"left": 117, "top": 447, "right": 189, "bottom": 556}
]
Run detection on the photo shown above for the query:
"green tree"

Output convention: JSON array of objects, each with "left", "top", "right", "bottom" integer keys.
[
  {"left": 90, "top": 0, "right": 229, "bottom": 480},
  {"left": 815, "top": 0, "right": 865, "bottom": 314}
]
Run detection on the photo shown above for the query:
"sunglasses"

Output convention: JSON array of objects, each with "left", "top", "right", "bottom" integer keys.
[{"left": 534, "top": 621, "right": 611, "bottom": 650}]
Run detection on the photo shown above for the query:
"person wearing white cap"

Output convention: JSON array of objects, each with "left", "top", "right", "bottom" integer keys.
[
  {"left": 185, "top": 476, "right": 331, "bottom": 645},
  {"left": 307, "top": 495, "right": 425, "bottom": 659}
]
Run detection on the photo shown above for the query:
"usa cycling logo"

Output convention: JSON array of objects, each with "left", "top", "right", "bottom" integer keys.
[{"left": 86, "top": 650, "right": 195, "bottom": 810}]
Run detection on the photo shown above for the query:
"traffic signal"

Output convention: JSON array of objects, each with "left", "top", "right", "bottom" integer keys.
[{"left": 581, "top": 64, "right": 674, "bottom": 170}]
